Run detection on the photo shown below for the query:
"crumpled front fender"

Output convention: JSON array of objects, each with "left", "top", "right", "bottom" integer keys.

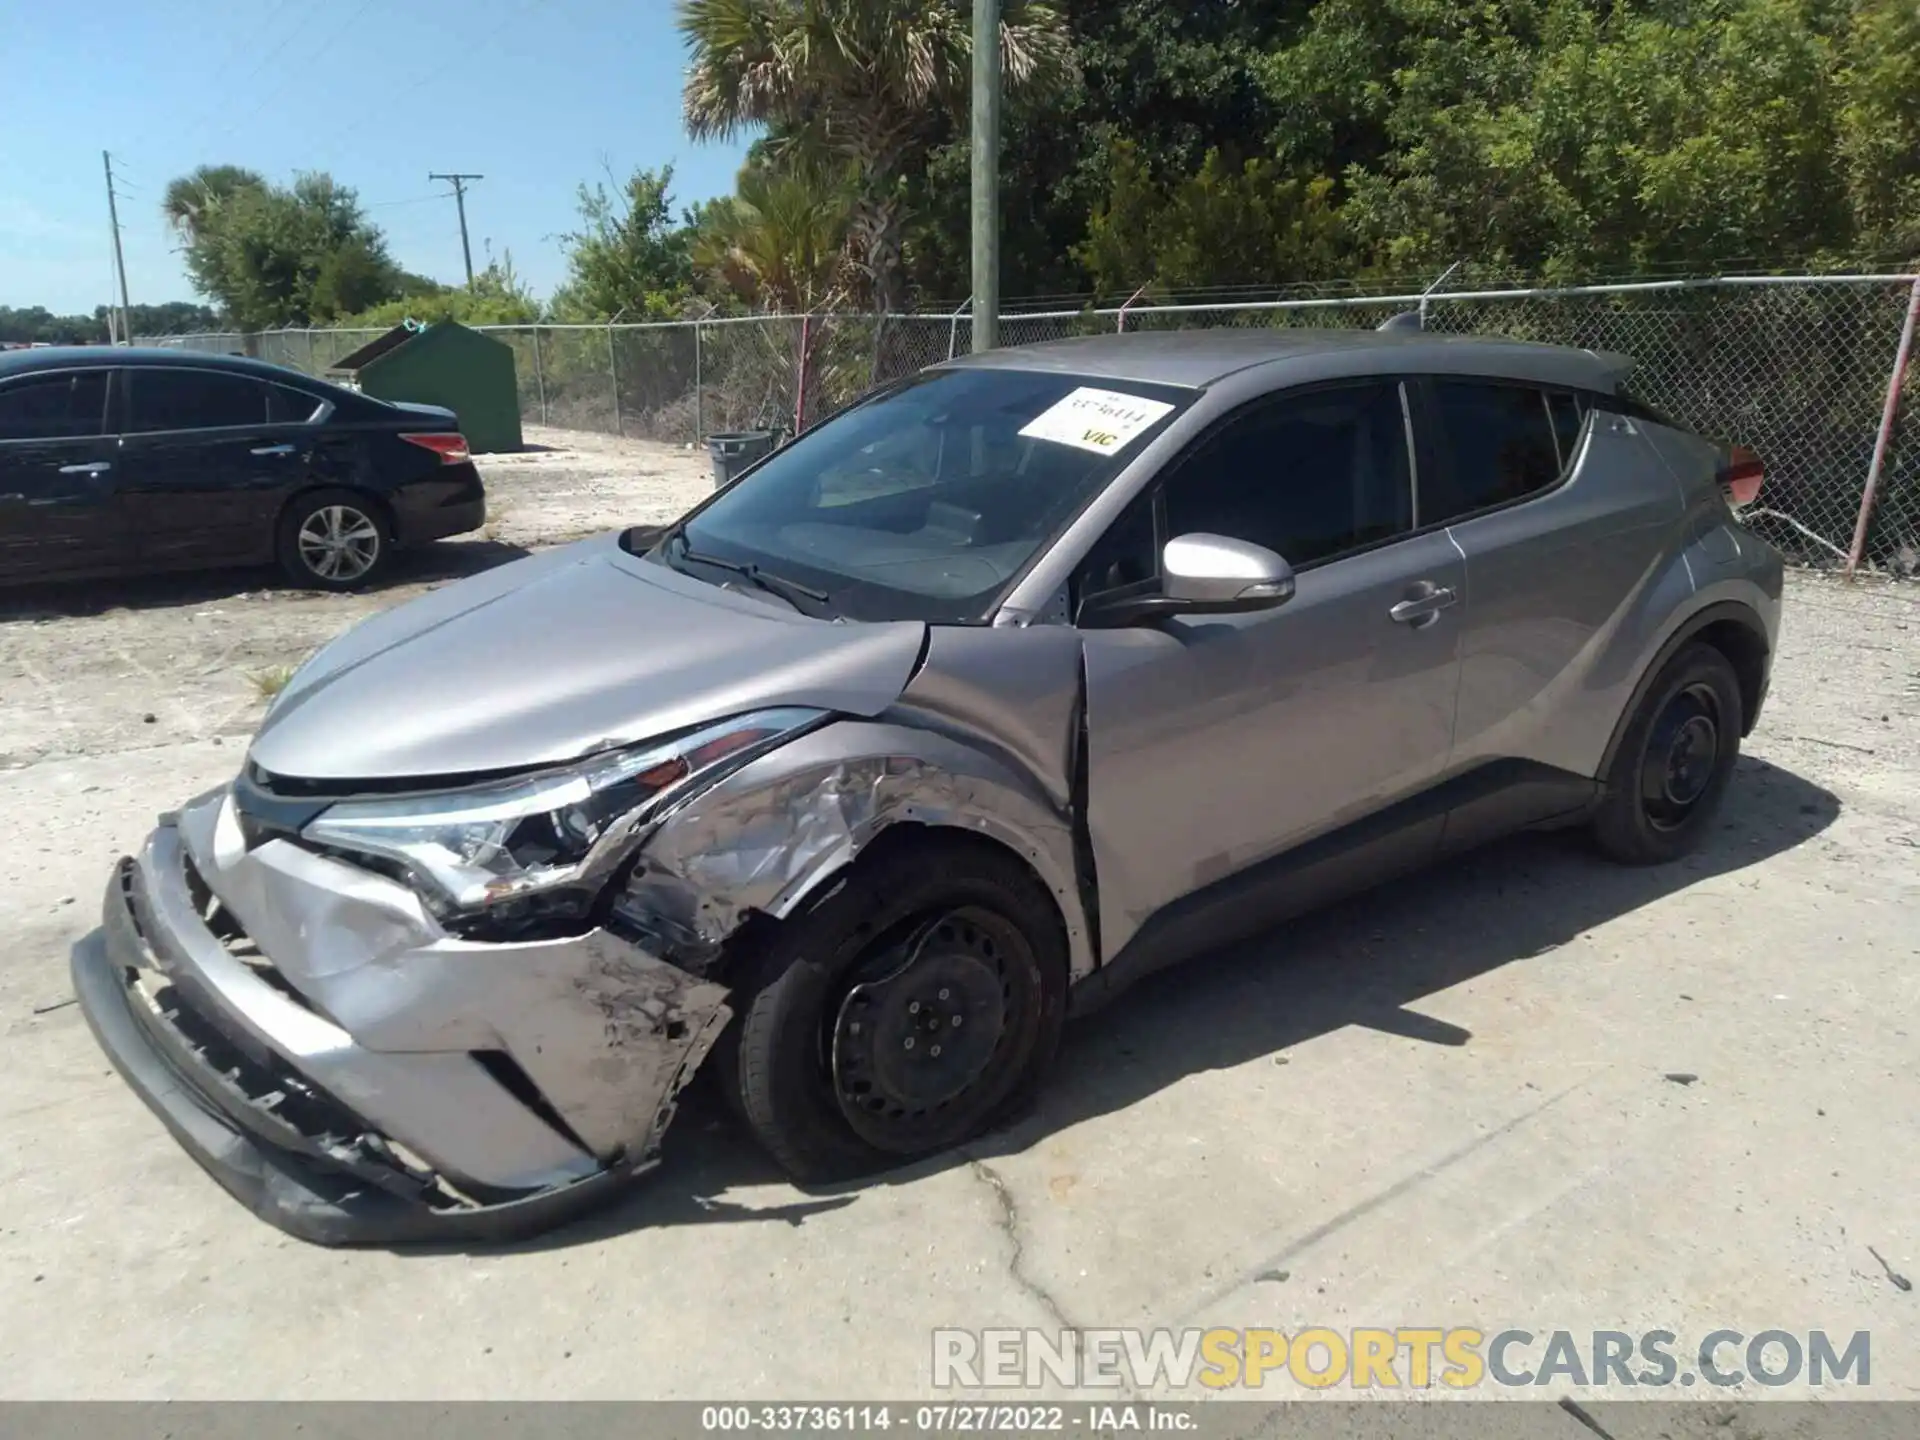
[
  {"left": 617, "top": 718, "right": 1097, "bottom": 985},
  {"left": 175, "top": 788, "right": 730, "bottom": 1176}
]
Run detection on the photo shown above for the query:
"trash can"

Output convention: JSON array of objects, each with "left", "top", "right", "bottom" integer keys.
[{"left": 707, "top": 430, "right": 776, "bottom": 488}]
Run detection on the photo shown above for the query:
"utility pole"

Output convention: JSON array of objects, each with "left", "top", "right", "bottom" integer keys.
[
  {"left": 429, "top": 172, "right": 484, "bottom": 287},
  {"left": 102, "top": 151, "right": 133, "bottom": 345},
  {"left": 970, "top": 0, "right": 1000, "bottom": 353}
]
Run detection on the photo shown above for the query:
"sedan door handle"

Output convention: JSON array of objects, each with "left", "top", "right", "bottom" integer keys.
[
  {"left": 1389, "top": 585, "right": 1458, "bottom": 625},
  {"left": 57, "top": 461, "right": 112, "bottom": 475},
  {"left": 251, "top": 443, "right": 296, "bottom": 456}
]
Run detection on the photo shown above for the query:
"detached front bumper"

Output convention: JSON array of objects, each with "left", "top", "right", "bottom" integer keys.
[{"left": 71, "top": 791, "right": 730, "bottom": 1247}]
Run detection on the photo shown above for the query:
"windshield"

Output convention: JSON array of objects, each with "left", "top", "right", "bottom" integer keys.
[{"left": 651, "top": 367, "right": 1195, "bottom": 623}]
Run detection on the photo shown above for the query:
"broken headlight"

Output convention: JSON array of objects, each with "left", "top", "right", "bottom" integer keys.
[{"left": 300, "top": 707, "right": 825, "bottom": 921}]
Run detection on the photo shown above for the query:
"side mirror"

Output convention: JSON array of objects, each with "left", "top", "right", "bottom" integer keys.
[
  {"left": 1161, "top": 533, "right": 1296, "bottom": 610},
  {"left": 1078, "top": 532, "right": 1296, "bottom": 628}
]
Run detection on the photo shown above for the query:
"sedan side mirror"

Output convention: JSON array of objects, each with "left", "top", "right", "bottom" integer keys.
[
  {"left": 1162, "top": 533, "right": 1296, "bottom": 610},
  {"left": 1078, "top": 532, "right": 1296, "bottom": 628}
]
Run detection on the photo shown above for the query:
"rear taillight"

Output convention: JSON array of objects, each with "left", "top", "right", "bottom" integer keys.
[
  {"left": 401, "top": 432, "right": 471, "bottom": 464},
  {"left": 1721, "top": 444, "right": 1763, "bottom": 510}
]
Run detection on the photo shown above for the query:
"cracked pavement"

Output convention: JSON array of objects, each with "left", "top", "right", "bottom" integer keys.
[{"left": 2, "top": 442, "right": 1917, "bottom": 1400}]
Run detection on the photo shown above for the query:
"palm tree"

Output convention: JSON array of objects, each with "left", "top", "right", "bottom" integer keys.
[
  {"left": 160, "top": 164, "right": 266, "bottom": 242},
  {"left": 678, "top": 0, "right": 1073, "bottom": 312},
  {"left": 693, "top": 161, "right": 857, "bottom": 312}
]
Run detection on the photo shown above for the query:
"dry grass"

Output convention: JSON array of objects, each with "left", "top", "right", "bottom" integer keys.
[
  {"left": 248, "top": 664, "right": 298, "bottom": 701},
  {"left": 481, "top": 500, "right": 512, "bottom": 543}
]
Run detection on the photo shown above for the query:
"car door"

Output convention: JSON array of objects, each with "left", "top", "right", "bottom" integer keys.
[
  {"left": 116, "top": 367, "right": 320, "bottom": 570},
  {"left": 1414, "top": 377, "right": 1684, "bottom": 843},
  {"left": 0, "top": 367, "right": 125, "bottom": 582},
  {"left": 1075, "top": 378, "right": 1467, "bottom": 965}
]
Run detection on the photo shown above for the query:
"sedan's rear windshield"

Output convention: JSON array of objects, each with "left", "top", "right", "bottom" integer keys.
[{"left": 652, "top": 367, "right": 1195, "bottom": 623}]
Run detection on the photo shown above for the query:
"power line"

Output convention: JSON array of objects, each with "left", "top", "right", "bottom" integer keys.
[
  {"left": 316, "top": 0, "right": 556, "bottom": 161},
  {"left": 218, "top": 0, "right": 380, "bottom": 147},
  {"left": 365, "top": 193, "right": 447, "bottom": 210}
]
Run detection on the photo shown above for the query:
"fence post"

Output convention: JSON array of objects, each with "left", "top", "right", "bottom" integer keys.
[
  {"left": 532, "top": 327, "right": 548, "bottom": 426},
  {"left": 607, "top": 323, "right": 623, "bottom": 438},
  {"left": 1846, "top": 275, "right": 1920, "bottom": 578},
  {"left": 946, "top": 294, "right": 972, "bottom": 360},
  {"left": 693, "top": 319, "right": 704, "bottom": 447},
  {"left": 794, "top": 315, "right": 812, "bottom": 434},
  {"left": 869, "top": 312, "right": 888, "bottom": 387}
]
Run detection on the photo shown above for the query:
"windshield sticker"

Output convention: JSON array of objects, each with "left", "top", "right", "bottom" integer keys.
[{"left": 1018, "top": 387, "right": 1177, "bottom": 455}]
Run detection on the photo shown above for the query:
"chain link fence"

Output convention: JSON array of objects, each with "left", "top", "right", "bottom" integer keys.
[{"left": 139, "top": 274, "right": 1920, "bottom": 573}]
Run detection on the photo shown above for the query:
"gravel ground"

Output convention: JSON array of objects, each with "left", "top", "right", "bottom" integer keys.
[
  {"left": 0, "top": 426, "right": 714, "bottom": 769},
  {"left": 1, "top": 450, "right": 1916, "bottom": 1403}
]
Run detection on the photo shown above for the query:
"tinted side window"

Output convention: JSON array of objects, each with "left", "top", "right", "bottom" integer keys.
[
  {"left": 1547, "top": 391, "right": 1586, "bottom": 466},
  {"left": 1426, "top": 380, "right": 1565, "bottom": 522},
  {"left": 0, "top": 371, "right": 109, "bottom": 441},
  {"left": 1162, "top": 382, "right": 1413, "bottom": 569},
  {"left": 126, "top": 370, "right": 271, "bottom": 433},
  {"left": 268, "top": 384, "right": 323, "bottom": 424}
]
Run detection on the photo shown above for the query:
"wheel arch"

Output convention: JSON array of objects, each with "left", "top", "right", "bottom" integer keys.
[
  {"left": 275, "top": 482, "right": 395, "bottom": 541},
  {"left": 1597, "top": 599, "right": 1772, "bottom": 781},
  {"left": 623, "top": 718, "right": 1098, "bottom": 988}
]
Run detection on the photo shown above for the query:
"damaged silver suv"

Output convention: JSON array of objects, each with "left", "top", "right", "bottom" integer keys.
[{"left": 73, "top": 327, "right": 1783, "bottom": 1245}]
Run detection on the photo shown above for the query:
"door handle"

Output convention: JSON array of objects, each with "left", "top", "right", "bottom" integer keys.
[
  {"left": 1389, "top": 584, "right": 1458, "bottom": 626},
  {"left": 251, "top": 443, "right": 296, "bottom": 456},
  {"left": 57, "top": 461, "right": 112, "bottom": 475}
]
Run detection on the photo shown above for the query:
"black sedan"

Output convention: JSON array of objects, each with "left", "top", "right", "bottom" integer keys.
[{"left": 0, "top": 347, "right": 487, "bottom": 591}]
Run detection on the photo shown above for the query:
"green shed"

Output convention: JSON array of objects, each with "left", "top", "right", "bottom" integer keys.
[{"left": 327, "top": 319, "right": 522, "bottom": 453}]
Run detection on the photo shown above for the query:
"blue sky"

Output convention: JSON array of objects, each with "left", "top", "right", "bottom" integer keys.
[{"left": 1, "top": 0, "right": 757, "bottom": 315}]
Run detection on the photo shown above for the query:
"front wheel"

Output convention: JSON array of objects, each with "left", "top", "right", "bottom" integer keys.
[
  {"left": 1591, "top": 642, "right": 1745, "bottom": 865},
  {"left": 721, "top": 836, "right": 1069, "bottom": 1184},
  {"left": 276, "top": 488, "right": 390, "bottom": 591}
]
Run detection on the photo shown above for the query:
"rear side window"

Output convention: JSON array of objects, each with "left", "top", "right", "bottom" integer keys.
[
  {"left": 268, "top": 384, "right": 324, "bottom": 423},
  {"left": 0, "top": 371, "right": 108, "bottom": 441},
  {"left": 126, "top": 370, "right": 272, "bottom": 433},
  {"left": 1547, "top": 392, "right": 1587, "bottom": 467},
  {"left": 1425, "top": 380, "right": 1567, "bottom": 523}
]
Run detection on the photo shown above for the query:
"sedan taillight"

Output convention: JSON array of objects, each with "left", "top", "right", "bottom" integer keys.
[{"left": 401, "top": 432, "right": 471, "bottom": 464}]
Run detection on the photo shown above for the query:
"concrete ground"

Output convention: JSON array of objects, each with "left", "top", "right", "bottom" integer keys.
[{"left": 1, "top": 431, "right": 1915, "bottom": 1402}]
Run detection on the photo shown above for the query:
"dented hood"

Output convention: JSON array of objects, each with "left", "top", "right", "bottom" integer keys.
[{"left": 249, "top": 532, "right": 928, "bottom": 781}]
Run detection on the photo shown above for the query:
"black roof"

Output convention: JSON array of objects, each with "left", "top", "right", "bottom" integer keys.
[
  {"left": 943, "top": 327, "right": 1635, "bottom": 392},
  {"left": 0, "top": 345, "right": 324, "bottom": 386}
]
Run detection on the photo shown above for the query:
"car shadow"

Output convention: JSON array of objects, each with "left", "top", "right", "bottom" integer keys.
[
  {"left": 0, "top": 538, "right": 532, "bottom": 620},
  {"left": 427, "top": 753, "right": 1840, "bottom": 1255}
]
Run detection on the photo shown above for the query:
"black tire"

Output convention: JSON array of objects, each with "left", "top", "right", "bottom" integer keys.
[
  {"left": 275, "top": 488, "right": 391, "bottom": 591},
  {"left": 1591, "top": 642, "right": 1745, "bottom": 865},
  {"left": 720, "top": 834, "right": 1069, "bottom": 1185}
]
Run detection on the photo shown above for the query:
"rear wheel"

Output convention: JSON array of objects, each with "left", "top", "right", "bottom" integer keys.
[
  {"left": 1591, "top": 642, "right": 1744, "bottom": 865},
  {"left": 720, "top": 835, "right": 1068, "bottom": 1184},
  {"left": 276, "top": 488, "right": 390, "bottom": 591}
]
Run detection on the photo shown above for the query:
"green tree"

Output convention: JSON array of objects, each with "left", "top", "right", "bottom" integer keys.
[
  {"left": 336, "top": 254, "right": 542, "bottom": 329},
  {"left": 1075, "top": 142, "right": 1345, "bottom": 294},
  {"left": 678, "top": 0, "right": 1073, "bottom": 311},
  {"left": 692, "top": 161, "right": 855, "bottom": 312},
  {"left": 549, "top": 165, "right": 697, "bottom": 321},
  {"left": 160, "top": 167, "right": 405, "bottom": 326},
  {"left": 0, "top": 306, "right": 106, "bottom": 344},
  {"left": 1837, "top": 0, "right": 1920, "bottom": 261}
]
